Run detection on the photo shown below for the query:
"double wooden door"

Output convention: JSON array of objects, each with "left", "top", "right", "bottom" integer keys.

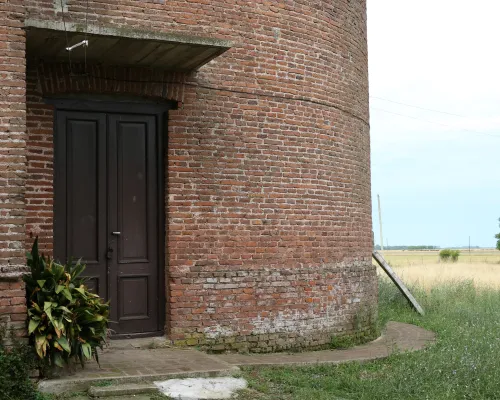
[{"left": 54, "top": 107, "right": 163, "bottom": 336}]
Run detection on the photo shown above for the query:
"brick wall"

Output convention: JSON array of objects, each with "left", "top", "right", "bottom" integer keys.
[
  {"left": 23, "top": 0, "right": 376, "bottom": 351},
  {"left": 0, "top": 0, "right": 27, "bottom": 339}
]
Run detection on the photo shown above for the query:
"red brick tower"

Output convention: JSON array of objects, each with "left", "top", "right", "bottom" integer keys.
[{"left": 0, "top": 0, "right": 376, "bottom": 350}]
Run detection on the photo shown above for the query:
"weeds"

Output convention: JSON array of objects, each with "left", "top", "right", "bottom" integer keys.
[
  {"left": 330, "top": 304, "right": 379, "bottom": 350},
  {"left": 239, "top": 278, "right": 500, "bottom": 399},
  {"left": 91, "top": 380, "right": 113, "bottom": 387},
  {"left": 0, "top": 324, "right": 44, "bottom": 400}
]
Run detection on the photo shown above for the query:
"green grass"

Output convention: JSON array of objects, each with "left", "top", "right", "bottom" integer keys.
[
  {"left": 91, "top": 380, "right": 114, "bottom": 387},
  {"left": 237, "top": 278, "right": 500, "bottom": 399}
]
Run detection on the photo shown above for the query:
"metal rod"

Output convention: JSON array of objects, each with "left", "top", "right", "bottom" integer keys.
[
  {"left": 378, "top": 194, "right": 384, "bottom": 253},
  {"left": 66, "top": 40, "right": 89, "bottom": 52}
]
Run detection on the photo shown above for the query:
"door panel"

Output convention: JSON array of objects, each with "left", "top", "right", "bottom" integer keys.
[
  {"left": 55, "top": 112, "right": 108, "bottom": 301},
  {"left": 55, "top": 109, "right": 161, "bottom": 336},
  {"left": 108, "top": 114, "right": 159, "bottom": 334},
  {"left": 67, "top": 119, "right": 100, "bottom": 263},
  {"left": 118, "top": 122, "right": 149, "bottom": 262}
]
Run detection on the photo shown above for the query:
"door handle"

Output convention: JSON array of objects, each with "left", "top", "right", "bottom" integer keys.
[{"left": 112, "top": 232, "right": 121, "bottom": 236}]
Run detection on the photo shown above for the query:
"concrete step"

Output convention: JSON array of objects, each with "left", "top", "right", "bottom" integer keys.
[
  {"left": 88, "top": 383, "right": 158, "bottom": 397},
  {"left": 106, "top": 336, "right": 173, "bottom": 350},
  {"left": 38, "top": 366, "right": 240, "bottom": 395}
]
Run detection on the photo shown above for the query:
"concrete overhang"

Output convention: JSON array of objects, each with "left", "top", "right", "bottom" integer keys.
[{"left": 25, "top": 19, "right": 232, "bottom": 71}]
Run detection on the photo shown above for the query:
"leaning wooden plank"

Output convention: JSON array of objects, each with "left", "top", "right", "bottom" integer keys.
[{"left": 372, "top": 251, "right": 425, "bottom": 316}]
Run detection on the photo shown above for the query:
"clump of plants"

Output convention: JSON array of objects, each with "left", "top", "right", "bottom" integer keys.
[
  {"left": 0, "top": 320, "right": 44, "bottom": 400},
  {"left": 330, "top": 304, "right": 379, "bottom": 349},
  {"left": 23, "top": 238, "right": 109, "bottom": 372},
  {"left": 439, "top": 249, "right": 460, "bottom": 262}
]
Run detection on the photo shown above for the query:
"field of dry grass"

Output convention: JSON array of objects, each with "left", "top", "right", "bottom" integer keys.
[{"left": 376, "top": 249, "right": 500, "bottom": 289}]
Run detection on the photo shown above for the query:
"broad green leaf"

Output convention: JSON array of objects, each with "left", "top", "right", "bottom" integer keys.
[
  {"left": 56, "top": 336, "right": 71, "bottom": 353},
  {"left": 28, "top": 319, "right": 40, "bottom": 334},
  {"left": 54, "top": 326, "right": 61, "bottom": 338},
  {"left": 57, "top": 306, "right": 72, "bottom": 314},
  {"left": 57, "top": 319, "right": 66, "bottom": 334},
  {"left": 62, "top": 288, "right": 73, "bottom": 301},
  {"left": 77, "top": 349, "right": 84, "bottom": 368},
  {"left": 35, "top": 335, "right": 47, "bottom": 358},
  {"left": 71, "top": 261, "right": 86, "bottom": 280},
  {"left": 81, "top": 342, "right": 92, "bottom": 360},
  {"left": 45, "top": 307, "right": 53, "bottom": 322},
  {"left": 53, "top": 352, "right": 64, "bottom": 367},
  {"left": 53, "top": 264, "right": 65, "bottom": 282},
  {"left": 94, "top": 348, "right": 100, "bottom": 366},
  {"left": 37, "top": 280, "right": 46, "bottom": 288},
  {"left": 55, "top": 285, "right": 65, "bottom": 294}
]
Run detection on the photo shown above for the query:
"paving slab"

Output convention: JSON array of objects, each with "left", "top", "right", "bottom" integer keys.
[
  {"left": 38, "top": 348, "right": 239, "bottom": 394},
  {"left": 217, "top": 322, "right": 435, "bottom": 367},
  {"left": 38, "top": 321, "right": 435, "bottom": 395},
  {"left": 155, "top": 377, "right": 247, "bottom": 399}
]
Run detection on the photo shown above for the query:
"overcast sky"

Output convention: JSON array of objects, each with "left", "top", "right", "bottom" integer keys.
[{"left": 367, "top": 0, "right": 500, "bottom": 248}]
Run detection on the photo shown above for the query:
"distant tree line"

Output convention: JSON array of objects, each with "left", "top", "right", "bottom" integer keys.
[{"left": 373, "top": 245, "right": 439, "bottom": 251}]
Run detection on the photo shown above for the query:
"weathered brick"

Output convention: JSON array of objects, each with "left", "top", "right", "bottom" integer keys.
[{"left": 1, "top": 0, "right": 379, "bottom": 352}]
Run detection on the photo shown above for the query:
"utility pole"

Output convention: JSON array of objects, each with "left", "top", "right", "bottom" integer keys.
[
  {"left": 469, "top": 236, "right": 471, "bottom": 254},
  {"left": 378, "top": 194, "right": 384, "bottom": 253}
]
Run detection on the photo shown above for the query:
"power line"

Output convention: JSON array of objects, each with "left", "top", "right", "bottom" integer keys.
[
  {"left": 371, "top": 95, "right": 468, "bottom": 118},
  {"left": 371, "top": 107, "right": 500, "bottom": 138}
]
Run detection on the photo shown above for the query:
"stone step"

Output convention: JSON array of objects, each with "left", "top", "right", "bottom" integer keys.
[
  {"left": 106, "top": 336, "right": 173, "bottom": 350},
  {"left": 88, "top": 383, "right": 158, "bottom": 397}
]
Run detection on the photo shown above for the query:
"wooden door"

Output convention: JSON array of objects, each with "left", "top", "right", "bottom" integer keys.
[{"left": 55, "top": 108, "right": 163, "bottom": 336}]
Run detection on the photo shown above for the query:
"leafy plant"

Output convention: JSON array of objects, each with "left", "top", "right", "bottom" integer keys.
[
  {"left": 0, "top": 318, "right": 44, "bottom": 400},
  {"left": 450, "top": 249, "right": 460, "bottom": 262},
  {"left": 439, "top": 249, "right": 451, "bottom": 262},
  {"left": 23, "top": 238, "right": 109, "bottom": 371},
  {"left": 439, "top": 249, "right": 460, "bottom": 263}
]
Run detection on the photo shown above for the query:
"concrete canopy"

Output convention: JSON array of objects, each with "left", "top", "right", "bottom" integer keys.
[{"left": 25, "top": 20, "right": 232, "bottom": 71}]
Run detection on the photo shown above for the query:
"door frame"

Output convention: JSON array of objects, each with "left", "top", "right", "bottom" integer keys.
[{"left": 48, "top": 96, "right": 175, "bottom": 338}]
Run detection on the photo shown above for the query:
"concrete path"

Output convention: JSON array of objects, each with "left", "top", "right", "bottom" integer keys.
[
  {"left": 38, "top": 321, "right": 435, "bottom": 395},
  {"left": 218, "top": 321, "right": 435, "bottom": 367}
]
